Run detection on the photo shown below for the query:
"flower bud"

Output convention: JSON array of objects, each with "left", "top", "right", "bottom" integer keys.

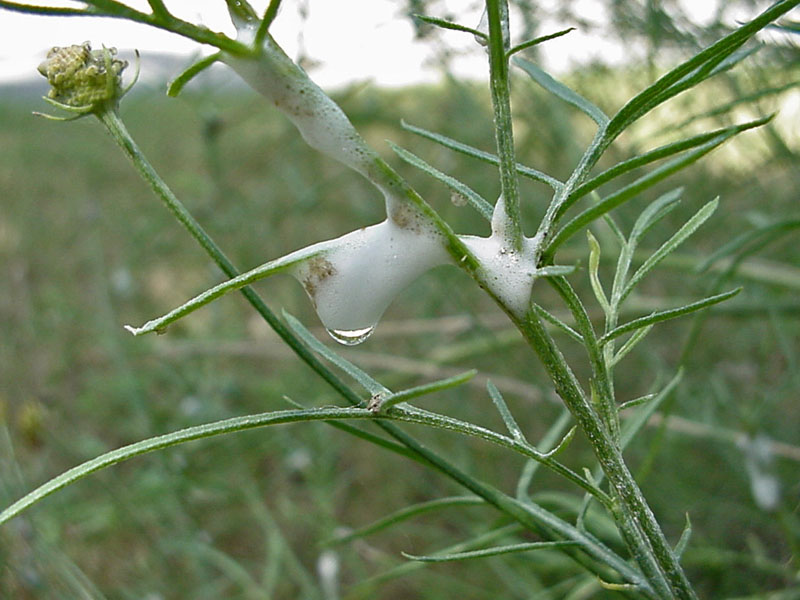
[{"left": 38, "top": 42, "right": 128, "bottom": 111}]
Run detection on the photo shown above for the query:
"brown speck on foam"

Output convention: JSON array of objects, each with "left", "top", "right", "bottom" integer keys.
[
  {"left": 302, "top": 255, "right": 336, "bottom": 301},
  {"left": 389, "top": 202, "right": 422, "bottom": 231}
]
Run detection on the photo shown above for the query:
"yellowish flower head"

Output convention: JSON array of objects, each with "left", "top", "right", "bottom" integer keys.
[{"left": 38, "top": 42, "right": 128, "bottom": 110}]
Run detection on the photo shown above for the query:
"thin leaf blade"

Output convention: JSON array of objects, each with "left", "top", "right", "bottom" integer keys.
[
  {"left": 377, "top": 370, "right": 477, "bottom": 411},
  {"left": 601, "top": 288, "right": 742, "bottom": 345},
  {"left": 515, "top": 57, "right": 609, "bottom": 126},
  {"left": 565, "top": 116, "right": 771, "bottom": 213},
  {"left": 487, "top": 380, "right": 526, "bottom": 442},
  {"left": 403, "top": 540, "right": 578, "bottom": 562},
  {"left": 401, "top": 121, "right": 563, "bottom": 190},
  {"left": 621, "top": 198, "right": 719, "bottom": 303},
  {"left": 388, "top": 141, "right": 493, "bottom": 221},
  {"left": 328, "top": 496, "right": 484, "bottom": 546}
]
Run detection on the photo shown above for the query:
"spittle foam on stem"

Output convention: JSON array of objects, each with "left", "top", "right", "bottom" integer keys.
[
  {"left": 458, "top": 196, "right": 541, "bottom": 317},
  {"left": 291, "top": 219, "right": 449, "bottom": 343}
]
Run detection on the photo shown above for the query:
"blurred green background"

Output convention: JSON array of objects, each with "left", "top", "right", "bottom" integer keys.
[{"left": 1, "top": 1, "right": 799, "bottom": 598}]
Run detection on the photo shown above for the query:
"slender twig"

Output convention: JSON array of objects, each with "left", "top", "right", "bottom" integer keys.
[
  {"left": 485, "top": 0, "right": 524, "bottom": 251},
  {"left": 512, "top": 307, "right": 698, "bottom": 599},
  {"left": 90, "top": 109, "right": 644, "bottom": 590}
]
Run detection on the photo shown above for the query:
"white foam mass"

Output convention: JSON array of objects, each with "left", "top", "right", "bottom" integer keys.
[
  {"left": 458, "top": 197, "right": 541, "bottom": 317},
  {"left": 222, "top": 25, "right": 543, "bottom": 330},
  {"left": 223, "top": 34, "right": 377, "bottom": 180},
  {"left": 291, "top": 219, "right": 449, "bottom": 333}
]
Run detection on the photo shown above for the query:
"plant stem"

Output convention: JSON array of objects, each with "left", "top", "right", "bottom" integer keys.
[
  {"left": 97, "top": 110, "right": 364, "bottom": 406},
  {"left": 536, "top": 126, "right": 609, "bottom": 247},
  {"left": 95, "top": 108, "right": 646, "bottom": 591},
  {"left": 512, "top": 306, "right": 698, "bottom": 599},
  {"left": 485, "top": 0, "right": 523, "bottom": 252}
]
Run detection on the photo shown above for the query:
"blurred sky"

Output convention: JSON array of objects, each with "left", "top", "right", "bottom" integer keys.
[
  {"left": 0, "top": 0, "right": 782, "bottom": 89},
  {"left": 0, "top": 0, "right": 633, "bottom": 88}
]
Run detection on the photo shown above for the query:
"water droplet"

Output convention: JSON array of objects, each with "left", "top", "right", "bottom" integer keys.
[{"left": 326, "top": 325, "right": 375, "bottom": 346}]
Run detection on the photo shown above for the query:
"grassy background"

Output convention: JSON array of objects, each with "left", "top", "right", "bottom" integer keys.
[{"left": 1, "top": 50, "right": 799, "bottom": 599}]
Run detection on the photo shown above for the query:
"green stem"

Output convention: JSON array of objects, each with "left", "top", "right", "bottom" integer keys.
[
  {"left": 95, "top": 109, "right": 645, "bottom": 591},
  {"left": 535, "top": 126, "right": 609, "bottom": 246},
  {"left": 549, "top": 276, "right": 619, "bottom": 440},
  {"left": 392, "top": 405, "right": 612, "bottom": 505},
  {"left": 485, "top": 0, "right": 523, "bottom": 252},
  {"left": 512, "top": 307, "right": 698, "bottom": 599},
  {"left": 0, "top": 399, "right": 647, "bottom": 591},
  {"left": 96, "top": 110, "right": 371, "bottom": 411}
]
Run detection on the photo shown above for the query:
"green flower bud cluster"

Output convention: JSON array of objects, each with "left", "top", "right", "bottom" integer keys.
[{"left": 38, "top": 42, "right": 127, "bottom": 110}]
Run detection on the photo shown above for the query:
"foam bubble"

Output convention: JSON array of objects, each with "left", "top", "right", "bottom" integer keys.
[
  {"left": 291, "top": 219, "right": 449, "bottom": 335},
  {"left": 459, "top": 197, "right": 540, "bottom": 317},
  {"left": 222, "top": 38, "right": 377, "bottom": 179}
]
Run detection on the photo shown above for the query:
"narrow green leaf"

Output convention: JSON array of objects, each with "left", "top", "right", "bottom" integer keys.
[
  {"left": 146, "top": 0, "right": 169, "bottom": 18},
  {"left": 601, "top": 288, "right": 742, "bottom": 345},
  {"left": 672, "top": 85, "right": 793, "bottom": 131},
  {"left": 515, "top": 57, "right": 609, "bottom": 126},
  {"left": 390, "top": 405, "right": 610, "bottom": 504},
  {"left": 675, "top": 514, "right": 692, "bottom": 559},
  {"left": 688, "top": 44, "right": 763, "bottom": 88},
  {"left": 566, "top": 116, "right": 771, "bottom": 211},
  {"left": 388, "top": 141, "right": 493, "bottom": 221},
  {"left": 696, "top": 218, "right": 800, "bottom": 273},
  {"left": 587, "top": 231, "right": 611, "bottom": 315},
  {"left": 603, "top": 214, "right": 627, "bottom": 246},
  {"left": 401, "top": 120, "right": 563, "bottom": 190},
  {"left": 618, "top": 393, "right": 656, "bottom": 411},
  {"left": 224, "top": 0, "right": 258, "bottom": 22},
  {"left": 403, "top": 540, "right": 578, "bottom": 562},
  {"left": 0, "top": 1, "right": 91, "bottom": 16},
  {"left": 254, "top": 0, "right": 283, "bottom": 48},
  {"left": 612, "top": 189, "right": 684, "bottom": 311},
  {"left": 358, "top": 525, "right": 522, "bottom": 588},
  {"left": 283, "top": 312, "right": 389, "bottom": 398},
  {"left": 530, "top": 302, "right": 583, "bottom": 343},
  {"left": 327, "top": 496, "right": 484, "bottom": 546},
  {"left": 541, "top": 426, "right": 577, "bottom": 458},
  {"left": 620, "top": 369, "right": 683, "bottom": 449},
  {"left": 609, "top": 325, "right": 653, "bottom": 367},
  {"left": 548, "top": 135, "right": 730, "bottom": 254},
  {"left": 598, "top": 580, "right": 640, "bottom": 592},
  {"left": 376, "top": 370, "right": 477, "bottom": 412},
  {"left": 0, "top": 406, "right": 374, "bottom": 526},
  {"left": 413, "top": 14, "right": 487, "bottom": 39},
  {"left": 772, "top": 19, "right": 800, "bottom": 33},
  {"left": 605, "top": 0, "right": 797, "bottom": 140},
  {"left": 487, "top": 381, "right": 526, "bottom": 442},
  {"left": 620, "top": 198, "right": 719, "bottom": 303},
  {"left": 530, "top": 490, "right": 621, "bottom": 542},
  {"left": 536, "top": 265, "right": 577, "bottom": 277},
  {"left": 2, "top": 1, "right": 249, "bottom": 55},
  {"left": 282, "top": 396, "right": 422, "bottom": 463},
  {"left": 629, "top": 188, "right": 684, "bottom": 248},
  {"left": 608, "top": 191, "right": 677, "bottom": 300},
  {"left": 507, "top": 27, "right": 575, "bottom": 57},
  {"left": 167, "top": 52, "right": 222, "bottom": 97},
  {"left": 516, "top": 409, "right": 572, "bottom": 499},
  {"left": 125, "top": 245, "right": 327, "bottom": 335}
]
